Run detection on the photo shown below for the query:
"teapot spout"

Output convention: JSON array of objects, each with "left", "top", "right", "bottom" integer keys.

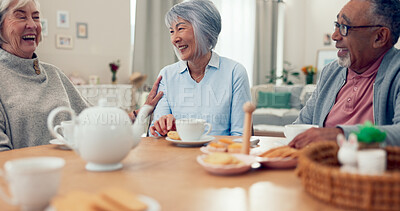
[{"left": 132, "top": 105, "right": 154, "bottom": 142}]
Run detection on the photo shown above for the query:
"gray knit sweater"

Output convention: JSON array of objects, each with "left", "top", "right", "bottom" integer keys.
[{"left": 0, "top": 49, "right": 89, "bottom": 151}]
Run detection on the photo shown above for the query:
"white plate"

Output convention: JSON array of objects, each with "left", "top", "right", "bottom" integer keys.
[
  {"left": 45, "top": 194, "right": 160, "bottom": 211},
  {"left": 49, "top": 139, "right": 72, "bottom": 150},
  {"left": 165, "top": 135, "right": 215, "bottom": 146},
  {"left": 197, "top": 153, "right": 256, "bottom": 175},
  {"left": 232, "top": 137, "right": 260, "bottom": 146}
]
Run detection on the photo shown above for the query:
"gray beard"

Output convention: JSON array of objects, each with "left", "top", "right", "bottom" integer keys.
[{"left": 338, "top": 53, "right": 351, "bottom": 68}]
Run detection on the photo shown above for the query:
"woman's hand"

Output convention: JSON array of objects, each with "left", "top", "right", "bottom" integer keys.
[
  {"left": 149, "top": 114, "right": 176, "bottom": 137},
  {"left": 129, "top": 76, "right": 163, "bottom": 122},
  {"left": 144, "top": 75, "right": 164, "bottom": 108}
]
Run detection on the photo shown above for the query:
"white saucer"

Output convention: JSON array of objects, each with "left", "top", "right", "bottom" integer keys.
[
  {"left": 165, "top": 135, "right": 215, "bottom": 146},
  {"left": 85, "top": 162, "right": 123, "bottom": 172},
  {"left": 49, "top": 139, "right": 72, "bottom": 150}
]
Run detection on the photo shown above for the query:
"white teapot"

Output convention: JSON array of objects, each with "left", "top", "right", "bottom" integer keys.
[{"left": 47, "top": 99, "right": 153, "bottom": 172}]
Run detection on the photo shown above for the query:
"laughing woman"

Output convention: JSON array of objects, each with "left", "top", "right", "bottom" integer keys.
[
  {"left": 0, "top": 0, "right": 164, "bottom": 151},
  {"left": 0, "top": 0, "right": 90, "bottom": 151},
  {"left": 149, "top": 0, "right": 251, "bottom": 137}
]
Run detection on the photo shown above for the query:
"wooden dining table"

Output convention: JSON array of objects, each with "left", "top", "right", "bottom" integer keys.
[{"left": 0, "top": 136, "right": 343, "bottom": 211}]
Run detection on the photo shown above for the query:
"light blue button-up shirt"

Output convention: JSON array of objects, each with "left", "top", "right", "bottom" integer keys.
[{"left": 152, "top": 52, "right": 251, "bottom": 136}]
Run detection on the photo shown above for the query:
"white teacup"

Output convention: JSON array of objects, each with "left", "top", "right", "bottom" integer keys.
[
  {"left": 0, "top": 157, "right": 65, "bottom": 211},
  {"left": 175, "top": 118, "right": 212, "bottom": 141},
  {"left": 52, "top": 120, "right": 74, "bottom": 146},
  {"left": 284, "top": 124, "right": 319, "bottom": 143}
]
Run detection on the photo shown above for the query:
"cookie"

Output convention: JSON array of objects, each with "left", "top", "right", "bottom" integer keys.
[
  {"left": 227, "top": 143, "right": 242, "bottom": 153},
  {"left": 51, "top": 188, "right": 148, "bottom": 211},
  {"left": 218, "top": 138, "right": 235, "bottom": 146},
  {"left": 203, "top": 152, "right": 243, "bottom": 165},
  {"left": 207, "top": 142, "right": 227, "bottom": 152},
  {"left": 99, "top": 187, "right": 148, "bottom": 211},
  {"left": 260, "top": 146, "right": 299, "bottom": 158},
  {"left": 51, "top": 191, "right": 97, "bottom": 211},
  {"left": 167, "top": 131, "right": 180, "bottom": 140}
]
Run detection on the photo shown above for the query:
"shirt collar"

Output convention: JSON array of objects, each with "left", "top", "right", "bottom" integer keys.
[{"left": 178, "top": 51, "right": 220, "bottom": 74}]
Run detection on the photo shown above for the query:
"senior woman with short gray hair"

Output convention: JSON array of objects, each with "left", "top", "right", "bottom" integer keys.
[
  {"left": 150, "top": 0, "right": 251, "bottom": 137},
  {"left": 0, "top": 0, "right": 89, "bottom": 151}
]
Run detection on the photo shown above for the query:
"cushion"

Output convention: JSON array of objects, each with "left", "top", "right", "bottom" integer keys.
[
  {"left": 257, "top": 92, "right": 291, "bottom": 109},
  {"left": 275, "top": 85, "right": 304, "bottom": 110}
]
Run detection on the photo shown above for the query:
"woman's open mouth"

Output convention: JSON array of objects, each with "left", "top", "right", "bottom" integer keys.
[{"left": 22, "top": 35, "right": 36, "bottom": 41}]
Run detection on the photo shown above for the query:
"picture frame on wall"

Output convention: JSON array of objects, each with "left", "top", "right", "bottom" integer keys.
[
  {"left": 76, "top": 22, "right": 88, "bottom": 38},
  {"left": 40, "top": 19, "right": 48, "bottom": 36},
  {"left": 316, "top": 49, "right": 337, "bottom": 81},
  {"left": 57, "top": 11, "right": 69, "bottom": 28},
  {"left": 56, "top": 34, "right": 73, "bottom": 49}
]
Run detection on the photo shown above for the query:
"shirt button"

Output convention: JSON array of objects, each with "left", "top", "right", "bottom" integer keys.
[
  {"left": 347, "top": 98, "right": 351, "bottom": 102},
  {"left": 354, "top": 87, "right": 358, "bottom": 91}
]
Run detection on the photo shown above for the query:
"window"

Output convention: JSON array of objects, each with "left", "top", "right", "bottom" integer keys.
[{"left": 211, "top": 0, "right": 256, "bottom": 85}]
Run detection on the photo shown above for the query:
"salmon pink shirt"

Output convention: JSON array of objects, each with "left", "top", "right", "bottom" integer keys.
[{"left": 324, "top": 53, "right": 386, "bottom": 127}]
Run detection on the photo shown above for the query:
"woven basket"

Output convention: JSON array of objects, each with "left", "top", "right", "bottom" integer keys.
[{"left": 296, "top": 141, "right": 400, "bottom": 211}]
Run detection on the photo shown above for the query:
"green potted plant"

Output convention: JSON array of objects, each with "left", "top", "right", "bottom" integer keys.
[
  {"left": 266, "top": 61, "right": 300, "bottom": 85},
  {"left": 355, "top": 121, "right": 386, "bottom": 149},
  {"left": 354, "top": 121, "right": 387, "bottom": 175}
]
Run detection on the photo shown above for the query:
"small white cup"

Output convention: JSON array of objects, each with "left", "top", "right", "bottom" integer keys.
[
  {"left": 357, "top": 149, "right": 387, "bottom": 175},
  {"left": 53, "top": 120, "right": 74, "bottom": 146},
  {"left": 0, "top": 157, "right": 65, "bottom": 211},
  {"left": 175, "top": 118, "right": 212, "bottom": 141},
  {"left": 284, "top": 124, "right": 319, "bottom": 142}
]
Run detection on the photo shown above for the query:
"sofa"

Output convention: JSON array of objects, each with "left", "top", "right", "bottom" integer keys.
[{"left": 251, "top": 84, "right": 316, "bottom": 135}]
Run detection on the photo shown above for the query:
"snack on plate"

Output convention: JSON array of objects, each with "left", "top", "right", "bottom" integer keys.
[
  {"left": 218, "top": 138, "right": 235, "bottom": 146},
  {"left": 51, "top": 187, "right": 148, "bottom": 211},
  {"left": 98, "top": 187, "right": 148, "bottom": 211},
  {"left": 260, "top": 146, "right": 299, "bottom": 159},
  {"left": 51, "top": 190, "right": 96, "bottom": 211},
  {"left": 207, "top": 142, "right": 227, "bottom": 152},
  {"left": 227, "top": 143, "right": 243, "bottom": 153},
  {"left": 203, "top": 152, "right": 244, "bottom": 165},
  {"left": 167, "top": 131, "right": 180, "bottom": 140}
]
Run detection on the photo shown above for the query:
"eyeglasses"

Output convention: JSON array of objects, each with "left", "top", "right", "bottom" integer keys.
[{"left": 334, "top": 21, "right": 383, "bottom": 37}]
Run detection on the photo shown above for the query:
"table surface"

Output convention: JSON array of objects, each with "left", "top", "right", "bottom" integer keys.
[{"left": 0, "top": 136, "right": 343, "bottom": 211}]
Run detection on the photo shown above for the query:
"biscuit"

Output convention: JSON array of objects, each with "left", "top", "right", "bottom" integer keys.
[
  {"left": 207, "top": 142, "right": 227, "bottom": 152},
  {"left": 99, "top": 187, "right": 148, "bottom": 211},
  {"left": 203, "top": 152, "right": 243, "bottom": 165},
  {"left": 51, "top": 188, "right": 148, "bottom": 211},
  {"left": 167, "top": 131, "right": 180, "bottom": 140},
  {"left": 218, "top": 138, "right": 235, "bottom": 146},
  {"left": 260, "top": 146, "right": 299, "bottom": 158},
  {"left": 51, "top": 191, "right": 97, "bottom": 211},
  {"left": 227, "top": 143, "right": 242, "bottom": 153}
]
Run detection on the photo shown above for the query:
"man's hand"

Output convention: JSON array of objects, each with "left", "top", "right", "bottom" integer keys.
[
  {"left": 288, "top": 127, "right": 343, "bottom": 149},
  {"left": 149, "top": 114, "right": 176, "bottom": 137},
  {"left": 129, "top": 76, "right": 163, "bottom": 121}
]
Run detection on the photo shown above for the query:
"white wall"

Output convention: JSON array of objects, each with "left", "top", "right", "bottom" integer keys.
[
  {"left": 36, "top": 0, "right": 131, "bottom": 84},
  {"left": 284, "top": 0, "right": 348, "bottom": 83},
  {"left": 35, "top": 0, "right": 399, "bottom": 85}
]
